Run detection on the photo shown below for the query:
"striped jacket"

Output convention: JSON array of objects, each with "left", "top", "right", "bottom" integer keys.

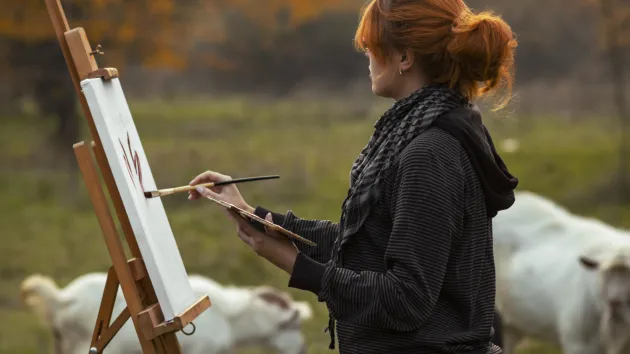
[{"left": 254, "top": 106, "right": 516, "bottom": 353}]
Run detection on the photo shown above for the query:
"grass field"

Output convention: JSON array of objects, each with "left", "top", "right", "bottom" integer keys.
[{"left": 0, "top": 94, "right": 626, "bottom": 353}]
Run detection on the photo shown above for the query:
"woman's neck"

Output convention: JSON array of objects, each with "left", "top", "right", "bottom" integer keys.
[{"left": 392, "top": 77, "right": 429, "bottom": 101}]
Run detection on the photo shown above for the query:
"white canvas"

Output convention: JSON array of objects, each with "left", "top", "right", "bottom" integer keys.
[{"left": 80, "top": 77, "right": 196, "bottom": 321}]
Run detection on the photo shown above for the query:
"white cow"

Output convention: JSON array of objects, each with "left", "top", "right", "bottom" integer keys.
[
  {"left": 20, "top": 272, "right": 312, "bottom": 354},
  {"left": 493, "top": 191, "right": 630, "bottom": 354}
]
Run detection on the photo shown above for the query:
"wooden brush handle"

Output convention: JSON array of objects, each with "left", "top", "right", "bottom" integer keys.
[
  {"left": 157, "top": 175, "right": 279, "bottom": 197},
  {"left": 167, "top": 182, "right": 217, "bottom": 195}
]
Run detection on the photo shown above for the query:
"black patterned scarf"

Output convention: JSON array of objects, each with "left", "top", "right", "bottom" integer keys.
[{"left": 338, "top": 83, "right": 470, "bottom": 247}]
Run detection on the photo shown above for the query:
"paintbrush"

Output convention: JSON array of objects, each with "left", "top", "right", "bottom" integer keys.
[{"left": 144, "top": 175, "right": 280, "bottom": 198}]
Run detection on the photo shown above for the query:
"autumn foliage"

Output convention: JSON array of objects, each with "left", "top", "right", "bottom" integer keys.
[
  {"left": 0, "top": 0, "right": 627, "bottom": 94},
  {"left": 0, "top": 0, "right": 361, "bottom": 71}
]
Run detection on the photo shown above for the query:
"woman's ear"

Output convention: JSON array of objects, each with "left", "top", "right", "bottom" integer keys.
[{"left": 399, "top": 48, "right": 415, "bottom": 72}]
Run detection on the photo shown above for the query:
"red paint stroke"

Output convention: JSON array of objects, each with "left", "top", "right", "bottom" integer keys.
[
  {"left": 119, "top": 139, "right": 135, "bottom": 187},
  {"left": 118, "top": 132, "right": 145, "bottom": 193}
]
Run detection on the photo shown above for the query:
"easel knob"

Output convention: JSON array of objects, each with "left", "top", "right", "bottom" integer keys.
[
  {"left": 90, "top": 44, "right": 104, "bottom": 56},
  {"left": 89, "top": 347, "right": 99, "bottom": 353}
]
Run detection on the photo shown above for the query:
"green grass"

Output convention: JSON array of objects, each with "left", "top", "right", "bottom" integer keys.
[{"left": 0, "top": 94, "right": 625, "bottom": 353}]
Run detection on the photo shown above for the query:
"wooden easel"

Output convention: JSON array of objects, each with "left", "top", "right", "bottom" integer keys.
[{"left": 43, "top": 1, "right": 211, "bottom": 353}]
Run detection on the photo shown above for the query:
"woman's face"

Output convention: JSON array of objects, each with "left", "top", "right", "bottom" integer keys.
[{"left": 367, "top": 49, "right": 404, "bottom": 99}]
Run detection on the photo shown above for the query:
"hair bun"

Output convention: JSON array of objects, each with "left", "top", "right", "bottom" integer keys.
[
  {"left": 352, "top": 0, "right": 517, "bottom": 110},
  {"left": 447, "top": 10, "right": 516, "bottom": 83}
]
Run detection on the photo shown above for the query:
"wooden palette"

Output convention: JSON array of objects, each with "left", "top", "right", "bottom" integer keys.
[{"left": 205, "top": 196, "right": 317, "bottom": 246}]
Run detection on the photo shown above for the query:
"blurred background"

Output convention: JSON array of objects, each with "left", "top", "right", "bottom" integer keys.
[{"left": 0, "top": 0, "right": 629, "bottom": 353}]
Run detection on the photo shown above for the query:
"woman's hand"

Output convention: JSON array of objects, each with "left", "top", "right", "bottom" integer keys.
[
  {"left": 189, "top": 170, "right": 298, "bottom": 273},
  {"left": 229, "top": 210, "right": 299, "bottom": 275},
  {"left": 188, "top": 170, "right": 254, "bottom": 213}
]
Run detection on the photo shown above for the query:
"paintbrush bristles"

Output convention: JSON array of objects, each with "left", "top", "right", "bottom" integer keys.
[{"left": 145, "top": 188, "right": 175, "bottom": 198}]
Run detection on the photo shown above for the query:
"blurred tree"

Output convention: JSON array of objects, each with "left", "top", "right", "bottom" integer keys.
[
  {"left": 0, "top": 1, "right": 85, "bottom": 159},
  {"left": 0, "top": 0, "right": 616, "bottom": 107},
  {"left": 586, "top": 0, "right": 630, "bottom": 202},
  {"left": 467, "top": 0, "right": 599, "bottom": 82},
  {"left": 0, "top": 0, "right": 190, "bottom": 69},
  {"left": 0, "top": 0, "right": 365, "bottom": 96},
  {"left": 184, "top": 0, "right": 364, "bottom": 93},
  {"left": 0, "top": 0, "right": 193, "bottom": 169}
]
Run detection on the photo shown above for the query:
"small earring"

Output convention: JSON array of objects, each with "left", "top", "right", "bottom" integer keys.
[{"left": 399, "top": 68, "right": 403, "bottom": 75}]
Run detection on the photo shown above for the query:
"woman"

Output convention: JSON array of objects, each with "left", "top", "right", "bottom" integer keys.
[{"left": 189, "top": 0, "right": 518, "bottom": 352}]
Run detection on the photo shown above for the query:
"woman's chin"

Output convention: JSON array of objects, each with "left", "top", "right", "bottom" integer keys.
[
  {"left": 371, "top": 84, "right": 387, "bottom": 98},
  {"left": 370, "top": 81, "right": 379, "bottom": 94}
]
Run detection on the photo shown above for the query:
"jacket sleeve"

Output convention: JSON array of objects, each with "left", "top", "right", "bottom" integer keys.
[
  {"left": 252, "top": 207, "right": 339, "bottom": 264},
  {"left": 287, "top": 141, "right": 465, "bottom": 331}
]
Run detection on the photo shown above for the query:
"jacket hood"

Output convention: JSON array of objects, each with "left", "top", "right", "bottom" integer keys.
[{"left": 432, "top": 105, "right": 518, "bottom": 217}]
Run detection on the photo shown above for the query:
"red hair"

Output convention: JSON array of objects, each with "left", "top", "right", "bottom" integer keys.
[{"left": 354, "top": 0, "right": 517, "bottom": 110}]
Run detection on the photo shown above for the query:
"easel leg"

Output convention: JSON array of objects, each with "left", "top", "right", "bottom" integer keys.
[
  {"left": 157, "top": 334, "right": 183, "bottom": 353},
  {"left": 90, "top": 259, "right": 153, "bottom": 353},
  {"left": 91, "top": 267, "right": 119, "bottom": 346},
  {"left": 74, "top": 141, "right": 158, "bottom": 354}
]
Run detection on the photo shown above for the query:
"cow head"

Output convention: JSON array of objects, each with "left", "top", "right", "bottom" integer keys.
[{"left": 580, "top": 245, "right": 630, "bottom": 323}]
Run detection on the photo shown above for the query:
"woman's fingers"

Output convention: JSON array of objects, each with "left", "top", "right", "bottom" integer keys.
[
  {"left": 227, "top": 208, "right": 248, "bottom": 220},
  {"left": 188, "top": 170, "right": 232, "bottom": 200},
  {"left": 232, "top": 210, "right": 257, "bottom": 235},
  {"left": 231, "top": 212, "right": 264, "bottom": 252},
  {"left": 236, "top": 224, "right": 254, "bottom": 248},
  {"left": 193, "top": 186, "right": 224, "bottom": 201},
  {"left": 190, "top": 170, "right": 232, "bottom": 185},
  {"left": 263, "top": 213, "right": 285, "bottom": 239},
  {"left": 226, "top": 208, "right": 244, "bottom": 223}
]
